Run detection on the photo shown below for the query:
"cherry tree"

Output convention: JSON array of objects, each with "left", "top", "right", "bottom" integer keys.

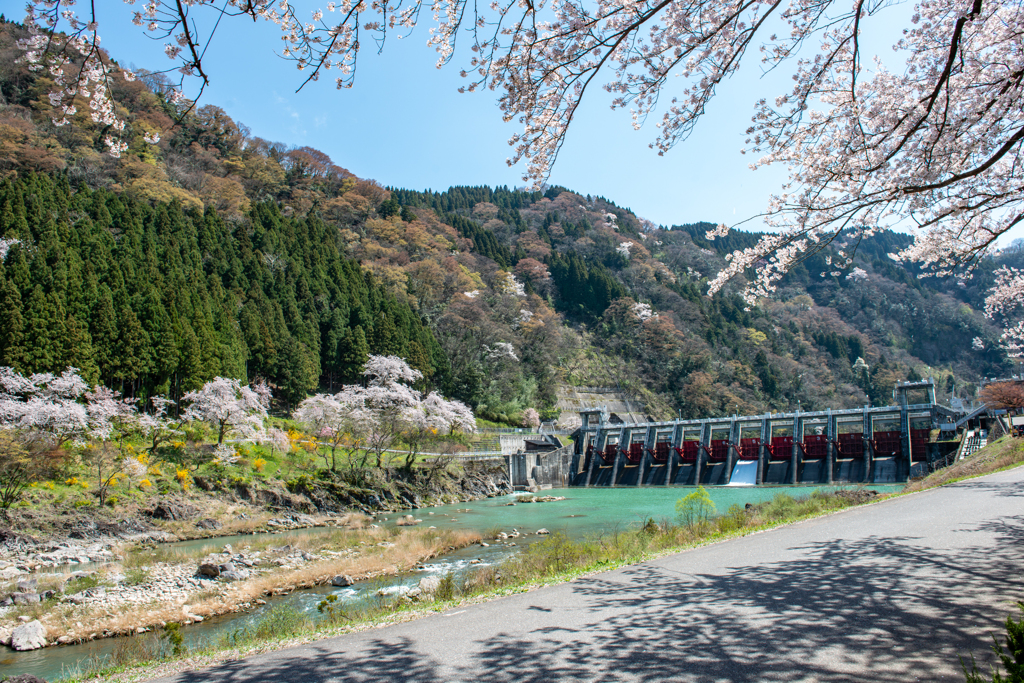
[
  {"left": 399, "top": 389, "right": 477, "bottom": 470},
  {"left": 137, "top": 396, "right": 182, "bottom": 454},
  {"left": 0, "top": 367, "right": 150, "bottom": 504},
  {"left": 181, "top": 377, "right": 271, "bottom": 445},
  {"left": 1, "top": 367, "right": 91, "bottom": 447},
  {"left": 295, "top": 355, "right": 474, "bottom": 470},
  {"left": 293, "top": 389, "right": 374, "bottom": 471}
]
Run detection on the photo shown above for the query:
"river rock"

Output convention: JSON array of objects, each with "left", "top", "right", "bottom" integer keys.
[
  {"left": 197, "top": 563, "right": 220, "bottom": 578},
  {"left": 149, "top": 502, "right": 199, "bottom": 521},
  {"left": 5, "top": 675, "right": 49, "bottom": 683},
  {"left": 12, "top": 592, "right": 40, "bottom": 605},
  {"left": 10, "top": 620, "right": 47, "bottom": 651},
  {"left": 196, "top": 518, "right": 222, "bottom": 531},
  {"left": 16, "top": 578, "right": 37, "bottom": 592},
  {"left": 219, "top": 570, "right": 245, "bottom": 582},
  {"left": 536, "top": 528, "right": 550, "bottom": 535},
  {"left": 0, "top": 566, "right": 21, "bottom": 579},
  {"left": 331, "top": 575, "right": 354, "bottom": 587},
  {"left": 0, "top": 626, "right": 11, "bottom": 646},
  {"left": 418, "top": 576, "right": 440, "bottom": 595}
]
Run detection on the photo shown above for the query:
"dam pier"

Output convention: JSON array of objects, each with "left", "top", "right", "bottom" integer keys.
[{"left": 565, "top": 379, "right": 971, "bottom": 486}]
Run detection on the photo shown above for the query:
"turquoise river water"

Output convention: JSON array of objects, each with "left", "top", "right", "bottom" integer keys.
[{"left": 0, "top": 483, "right": 901, "bottom": 681}]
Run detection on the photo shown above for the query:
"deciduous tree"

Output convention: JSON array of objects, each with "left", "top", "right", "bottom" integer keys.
[{"left": 181, "top": 377, "right": 271, "bottom": 445}]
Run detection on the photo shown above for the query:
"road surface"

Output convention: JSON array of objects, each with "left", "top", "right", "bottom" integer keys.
[{"left": 152, "top": 466, "right": 1024, "bottom": 682}]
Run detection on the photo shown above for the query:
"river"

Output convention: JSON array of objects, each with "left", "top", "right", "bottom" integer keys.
[{"left": 0, "top": 483, "right": 901, "bottom": 681}]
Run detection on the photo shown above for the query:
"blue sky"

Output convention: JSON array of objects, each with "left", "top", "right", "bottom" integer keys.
[
  {"left": 94, "top": 4, "right": 799, "bottom": 229},
  {"left": 85, "top": 2, "right": 1021, "bottom": 246}
]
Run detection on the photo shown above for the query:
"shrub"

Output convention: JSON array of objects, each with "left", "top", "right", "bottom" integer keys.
[
  {"left": 317, "top": 594, "right": 350, "bottom": 625},
  {"left": 162, "top": 622, "right": 184, "bottom": 656},
  {"left": 124, "top": 567, "right": 149, "bottom": 586},
  {"left": 962, "top": 601, "right": 1024, "bottom": 682},
  {"left": 436, "top": 572, "right": 456, "bottom": 601},
  {"left": 676, "top": 486, "right": 716, "bottom": 527}
]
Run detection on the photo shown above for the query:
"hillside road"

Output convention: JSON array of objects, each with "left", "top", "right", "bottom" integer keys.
[{"left": 151, "top": 466, "right": 1024, "bottom": 682}]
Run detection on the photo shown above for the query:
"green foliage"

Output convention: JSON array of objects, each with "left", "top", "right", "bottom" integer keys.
[
  {"left": 0, "top": 173, "right": 443, "bottom": 404},
  {"left": 224, "top": 605, "right": 311, "bottom": 647},
  {"left": 436, "top": 571, "right": 457, "bottom": 601},
  {"left": 0, "top": 433, "right": 34, "bottom": 510},
  {"left": 548, "top": 251, "right": 627, "bottom": 320},
  {"left": 675, "top": 486, "right": 716, "bottom": 526},
  {"left": 124, "top": 567, "right": 149, "bottom": 586},
  {"left": 162, "top": 622, "right": 184, "bottom": 656},
  {"left": 316, "top": 594, "right": 350, "bottom": 625},
  {"left": 963, "top": 602, "right": 1024, "bottom": 683}
]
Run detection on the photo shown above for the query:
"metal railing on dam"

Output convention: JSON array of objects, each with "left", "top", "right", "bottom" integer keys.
[{"left": 569, "top": 401, "right": 964, "bottom": 487}]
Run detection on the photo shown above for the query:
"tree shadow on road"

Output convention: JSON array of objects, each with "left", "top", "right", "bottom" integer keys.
[
  {"left": 163, "top": 513, "right": 1024, "bottom": 683},
  {"left": 464, "top": 512, "right": 1024, "bottom": 682}
]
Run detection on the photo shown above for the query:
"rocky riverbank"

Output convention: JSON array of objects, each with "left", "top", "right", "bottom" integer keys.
[
  {"left": 0, "top": 462, "right": 512, "bottom": 652},
  {"left": 0, "top": 518, "right": 484, "bottom": 652}
]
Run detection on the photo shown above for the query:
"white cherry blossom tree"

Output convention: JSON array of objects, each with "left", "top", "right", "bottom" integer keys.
[
  {"left": 295, "top": 355, "right": 474, "bottom": 470},
  {"left": 293, "top": 390, "right": 374, "bottom": 470},
  {"left": 181, "top": 377, "right": 271, "bottom": 445}
]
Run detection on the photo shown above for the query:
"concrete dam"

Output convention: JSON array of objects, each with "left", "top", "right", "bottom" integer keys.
[{"left": 565, "top": 379, "right": 968, "bottom": 486}]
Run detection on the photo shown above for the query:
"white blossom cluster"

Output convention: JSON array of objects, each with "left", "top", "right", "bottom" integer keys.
[
  {"left": 484, "top": 342, "right": 519, "bottom": 362},
  {"left": 494, "top": 271, "right": 526, "bottom": 297},
  {"left": 984, "top": 266, "right": 1024, "bottom": 355},
  {"left": 295, "top": 355, "right": 475, "bottom": 456},
  {"left": 182, "top": 376, "right": 271, "bottom": 443},
  {"left": 0, "top": 238, "right": 21, "bottom": 261},
  {"left": 616, "top": 241, "right": 632, "bottom": 258},
  {"left": 846, "top": 267, "right": 868, "bottom": 282},
  {"left": 632, "top": 302, "right": 657, "bottom": 322}
]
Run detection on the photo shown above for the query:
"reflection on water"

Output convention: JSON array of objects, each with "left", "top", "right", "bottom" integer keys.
[{"left": 0, "top": 483, "right": 901, "bottom": 681}]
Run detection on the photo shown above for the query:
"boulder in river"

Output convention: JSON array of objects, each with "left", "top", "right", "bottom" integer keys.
[
  {"left": 418, "top": 576, "right": 441, "bottom": 595},
  {"left": 197, "top": 563, "right": 220, "bottom": 578},
  {"left": 10, "top": 620, "right": 47, "bottom": 651},
  {"left": 536, "top": 528, "right": 550, "bottom": 535},
  {"left": 331, "top": 575, "right": 354, "bottom": 587}
]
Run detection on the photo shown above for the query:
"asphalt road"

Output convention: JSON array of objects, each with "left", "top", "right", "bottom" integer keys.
[{"left": 152, "top": 467, "right": 1024, "bottom": 682}]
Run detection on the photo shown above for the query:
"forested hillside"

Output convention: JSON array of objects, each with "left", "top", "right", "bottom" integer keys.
[{"left": 0, "top": 17, "right": 1010, "bottom": 423}]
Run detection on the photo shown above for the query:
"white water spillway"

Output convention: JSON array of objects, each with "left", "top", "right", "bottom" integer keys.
[{"left": 726, "top": 460, "right": 758, "bottom": 486}]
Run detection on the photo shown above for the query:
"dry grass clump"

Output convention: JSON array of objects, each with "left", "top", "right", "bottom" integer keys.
[{"left": 904, "top": 435, "right": 1024, "bottom": 493}]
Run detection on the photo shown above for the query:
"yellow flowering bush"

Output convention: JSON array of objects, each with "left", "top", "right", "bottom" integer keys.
[
  {"left": 176, "top": 468, "right": 191, "bottom": 491},
  {"left": 139, "top": 479, "right": 152, "bottom": 490},
  {"left": 252, "top": 457, "right": 266, "bottom": 473}
]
